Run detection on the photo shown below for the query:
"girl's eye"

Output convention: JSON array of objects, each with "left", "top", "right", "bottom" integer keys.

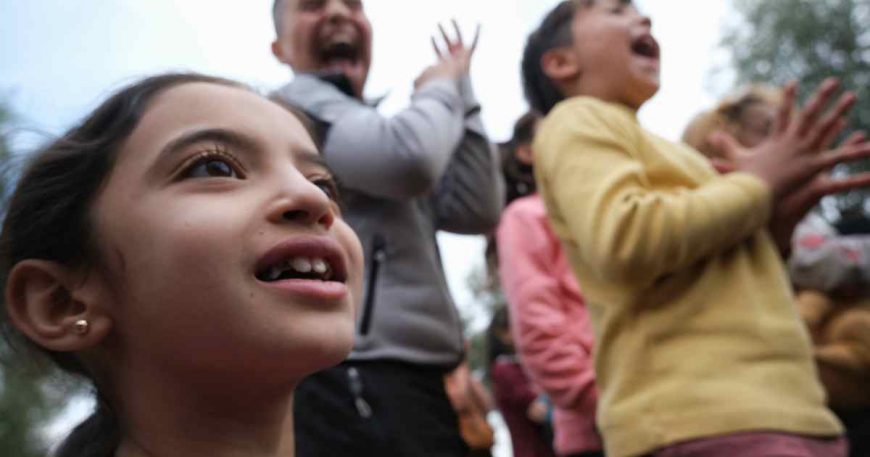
[
  {"left": 183, "top": 155, "right": 243, "bottom": 179},
  {"left": 313, "top": 178, "right": 341, "bottom": 202}
]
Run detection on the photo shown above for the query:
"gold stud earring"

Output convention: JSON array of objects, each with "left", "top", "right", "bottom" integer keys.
[{"left": 73, "top": 319, "right": 89, "bottom": 335}]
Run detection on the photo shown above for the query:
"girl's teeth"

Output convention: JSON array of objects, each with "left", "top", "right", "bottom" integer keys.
[
  {"left": 291, "top": 257, "right": 313, "bottom": 273},
  {"left": 268, "top": 266, "right": 282, "bottom": 281},
  {"left": 312, "top": 259, "right": 328, "bottom": 274}
]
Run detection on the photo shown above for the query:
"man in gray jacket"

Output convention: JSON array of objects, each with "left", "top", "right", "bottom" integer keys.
[{"left": 270, "top": 1, "right": 502, "bottom": 455}]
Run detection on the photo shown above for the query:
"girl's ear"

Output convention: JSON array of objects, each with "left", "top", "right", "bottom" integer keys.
[
  {"left": 541, "top": 47, "right": 582, "bottom": 84},
  {"left": 5, "top": 259, "right": 112, "bottom": 352}
]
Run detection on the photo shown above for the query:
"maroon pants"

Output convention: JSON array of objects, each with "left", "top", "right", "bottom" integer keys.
[{"left": 648, "top": 432, "right": 846, "bottom": 457}]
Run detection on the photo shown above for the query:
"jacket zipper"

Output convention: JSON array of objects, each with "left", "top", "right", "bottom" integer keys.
[
  {"left": 359, "top": 234, "right": 386, "bottom": 336},
  {"left": 347, "top": 367, "right": 373, "bottom": 418}
]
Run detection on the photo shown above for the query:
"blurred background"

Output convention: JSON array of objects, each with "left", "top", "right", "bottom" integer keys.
[{"left": 0, "top": 0, "right": 868, "bottom": 455}]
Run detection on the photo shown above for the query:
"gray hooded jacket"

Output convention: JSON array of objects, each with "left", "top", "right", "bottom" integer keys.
[{"left": 275, "top": 73, "right": 502, "bottom": 367}]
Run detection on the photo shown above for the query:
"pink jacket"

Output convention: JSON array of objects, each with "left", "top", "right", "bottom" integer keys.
[{"left": 496, "top": 195, "right": 602, "bottom": 456}]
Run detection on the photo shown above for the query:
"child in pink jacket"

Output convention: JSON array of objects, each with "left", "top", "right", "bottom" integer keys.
[{"left": 496, "top": 112, "right": 603, "bottom": 457}]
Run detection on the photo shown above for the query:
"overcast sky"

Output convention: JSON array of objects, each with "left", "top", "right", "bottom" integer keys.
[{"left": 1, "top": 0, "right": 735, "bottom": 448}]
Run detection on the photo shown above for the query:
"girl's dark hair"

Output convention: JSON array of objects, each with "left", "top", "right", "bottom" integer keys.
[
  {"left": 0, "top": 73, "right": 247, "bottom": 457},
  {"left": 486, "top": 306, "right": 513, "bottom": 367},
  {"left": 484, "top": 111, "right": 543, "bottom": 295},
  {"left": 521, "top": 1, "right": 581, "bottom": 115},
  {"left": 499, "top": 111, "right": 541, "bottom": 205}
]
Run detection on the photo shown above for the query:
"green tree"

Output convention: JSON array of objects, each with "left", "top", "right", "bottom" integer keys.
[
  {"left": 463, "top": 259, "right": 505, "bottom": 375},
  {"left": 0, "top": 102, "right": 79, "bottom": 457},
  {"left": 722, "top": 0, "right": 870, "bottom": 223}
]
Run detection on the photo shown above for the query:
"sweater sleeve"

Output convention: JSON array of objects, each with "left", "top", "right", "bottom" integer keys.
[
  {"left": 319, "top": 78, "right": 466, "bottom": 200},
  {"left": 497, "top": 203, "right": 598, "bottom": 411},
  {"left": 538, "top": 100, "right": 773, "bottom": 285},
  {"left": 491, "top": 360, "right": 538, "bottom": 410},
  {"left": 432, "top": 75, "right": 503, "bottom": 234}
]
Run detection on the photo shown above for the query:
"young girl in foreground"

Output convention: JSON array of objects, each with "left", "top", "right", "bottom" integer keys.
[{"left": 0, "top": 73, "right": 364, "bottom": 457}]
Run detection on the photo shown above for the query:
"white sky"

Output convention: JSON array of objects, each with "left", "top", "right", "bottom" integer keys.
[{"left": 1, "top": 0, "right": 735, "bottom": 450}]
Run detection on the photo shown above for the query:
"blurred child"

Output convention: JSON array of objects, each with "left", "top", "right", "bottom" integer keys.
[
  {"left": 683, "top": 84, "right": 870, "bottom": 457},
  {"left": 487, "top": 307, "right": 557, "bottom": 457},
  {"left": 496, "top": 112, "right": 603, "bottom": 457},
  {"left": 522, "top": 1, "right": 870, "bottom": 456},
  {"left": 445, "top": 344, "right": 496, "bottom": 457},
  {"left": 0, "top": 73, "right": 364, "bottom": 457}
]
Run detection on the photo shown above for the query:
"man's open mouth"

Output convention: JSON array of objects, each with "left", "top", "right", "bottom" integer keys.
[
  {"left": 319, "top": 41, "right": 359, "bottom": 64},
  {"left": 631, "top": 34, "right": 660, "bottom": 60}
]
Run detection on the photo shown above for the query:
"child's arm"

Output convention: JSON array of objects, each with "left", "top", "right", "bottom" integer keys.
[
  {"left": 497, "top": 203, "right": 598, "bottom": 412},
  {"left": 538, "top": 102, "right": 773, "bottom": 284}
]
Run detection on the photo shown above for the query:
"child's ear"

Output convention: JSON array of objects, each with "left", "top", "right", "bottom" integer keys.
[
  {"left": 515, "top": 143, "right": 534, "bottom": 166},
  {"left": 5, "top": 260, "right": 112, "bottom": 353},
  {"left": 541, "top": 47, "right": 582, "bottom": 84}
]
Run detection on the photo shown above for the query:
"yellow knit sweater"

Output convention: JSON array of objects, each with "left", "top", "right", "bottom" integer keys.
[{"left": 534, "top": 97, "right": 842, "bottom": 457}]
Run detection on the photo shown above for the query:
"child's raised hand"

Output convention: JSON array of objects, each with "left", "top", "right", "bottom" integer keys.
[
  {"left": 769, "top": 132, "right": 870, "bottom": 254},
  {"left": 713, "top": 79, "right": 858, "bottom": 199},
  {"left": 711, "top": 79, "right": 870, "bottom": 253}
]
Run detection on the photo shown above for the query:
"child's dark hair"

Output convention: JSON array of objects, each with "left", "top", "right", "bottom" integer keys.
[
  {"left": 500, "top": 111, "right": 541, "bottom": 205},
  {"left": 521, "top": 1, "right": 581, "bottom": 114},
  {"left": 486, "top": 306, "right": 513, "bottom": 367},
  {"left": 0, "top": 73, "right": 247, "bottom": 457}
]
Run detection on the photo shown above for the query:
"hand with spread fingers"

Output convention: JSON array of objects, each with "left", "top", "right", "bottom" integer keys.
[
  {"left": 710, "top": 79, "right": 870, "bottom": 253},
  {"left": 771, "top": 132, "right": 870, "bottom": 254},
  {"left": 414, "top": 20, "right": 480, "bottom": 90},
  {"left": 432, "top": 19, "right": 480, "bottom": 74}
]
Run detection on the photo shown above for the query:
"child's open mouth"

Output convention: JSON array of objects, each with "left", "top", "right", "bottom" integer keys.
[
  {"left": 257, "top": 256, "right": 337, "bottom": 282},
  {"left": 255, "top": 237, "right": 348, "bottom": 285},
  {"left": 631, "top": 34, "right": 660, "bottom": 61}
]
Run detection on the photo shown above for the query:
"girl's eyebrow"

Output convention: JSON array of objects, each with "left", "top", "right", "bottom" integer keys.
[
  {"left": 159, "top": 128, "right": 260, "bottom": 160},
  {"left": 295, "top": 149, "right": 334, "bottom": 174}
]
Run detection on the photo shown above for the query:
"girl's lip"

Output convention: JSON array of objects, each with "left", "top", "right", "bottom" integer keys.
[
  {"left": 260, "top": 278, "right": 349, "bottom": 302},
  {"left": 254, "top": 235, "right": 349, "bottom": 284}
]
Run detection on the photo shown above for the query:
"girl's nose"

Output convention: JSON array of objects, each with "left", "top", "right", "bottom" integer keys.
[{"left": 268, "top": 177, "right": 335, "bottom": 231}]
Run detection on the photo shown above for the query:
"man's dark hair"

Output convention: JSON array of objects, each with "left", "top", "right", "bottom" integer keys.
[
  {"left": 272, "top": 0, "right": 285, "bottom": 35},
  {"left": 521, "top": 1, "right": 580, "bottom": 115}
]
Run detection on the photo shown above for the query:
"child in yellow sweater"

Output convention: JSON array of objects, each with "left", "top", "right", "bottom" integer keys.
[{"left": 522, "top": 1, "right": 870, "bottom": 456}]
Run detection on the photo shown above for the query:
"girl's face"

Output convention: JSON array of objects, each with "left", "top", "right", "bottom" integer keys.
[{"left": 90, "top": 82, "right": 363, "bottom": 385}]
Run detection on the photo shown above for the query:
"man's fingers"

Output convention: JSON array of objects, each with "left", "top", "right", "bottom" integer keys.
[
  {"left": 809, "top": 92, "right": 856, "bottom": 149},
  {"left": 775, "top": 81, "right": 798, "bottom": 134},
  {"left": 842, "top": 131, "right": 867, "bottom": 147},
  {"left": 451, "top": 18, "right": 464, "bottom": 45},
  {"left": 795, "top": 78, "right": 840, "bottom": 136},
  {"left": 431, "top": 37, "right": 443, "bottom": 59},
  {"left": 813, "top": 172, "right": 870, "bottom": 199},
  {"left": 470, "top": 23, "right": 481, "bottom": 54},
  {"left": 438, "top": 23, "right": 451, "bottom": 48},
  {"left": 816, "top": 119, "right": 847, "bottom": 152},
  {"left": 707, "top": 130, "right": 744, "bottom": 162},
  {"left": 815, "top": 140, "right": 870, "bottom": 170},
  {"left": 711, "top": 158, "right": 736, "bottom": 175}
]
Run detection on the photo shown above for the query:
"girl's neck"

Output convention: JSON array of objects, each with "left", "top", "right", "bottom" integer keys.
[{"left": 113, "top": 368, "right": 297, "bottom": 457}]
